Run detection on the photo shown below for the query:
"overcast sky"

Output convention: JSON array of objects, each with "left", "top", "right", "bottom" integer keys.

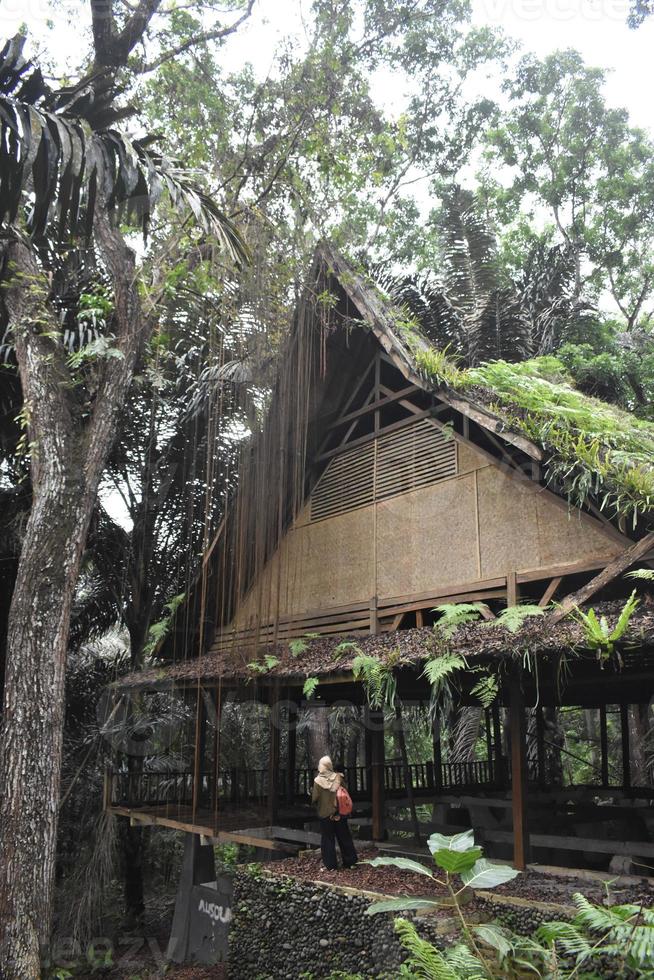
[{"left": 1, "top": 1, "right": 653, "bottom": 131}]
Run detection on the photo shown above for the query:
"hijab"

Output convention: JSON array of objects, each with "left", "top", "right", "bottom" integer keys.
[{"left": 314, "top": 755, "right": 343, "bottom": 791}]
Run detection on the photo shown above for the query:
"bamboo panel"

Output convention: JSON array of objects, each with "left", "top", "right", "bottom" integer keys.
[{"left": 311, "top": 418, "right": 457, "bottom": 522}]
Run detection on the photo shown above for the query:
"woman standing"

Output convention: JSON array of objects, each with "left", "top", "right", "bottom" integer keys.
[{"left": 311, "top": 755, "right": 358, "bottom": 871}]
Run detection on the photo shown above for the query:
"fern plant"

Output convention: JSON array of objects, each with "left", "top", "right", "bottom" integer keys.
[
  {"left": 352, "top": 654, "right": 396, "bottom": 709},
  {"left": 433, "top": 603, "right": 485, "bottom": 640},
  {"left": 247, "top": 654, "right": 280, "bottom": 674},
  {"left": 302, "top": 677, "right": 320, "bottom": 700},
  {"left": 538, "top": 892, "right": 654, "bottom": 975},
  {"left": 489, "top": 604, "right": 545, "bottom": 634},
  {"left": 571, "top": 589, "right": 640, "bottom": 659},
  {"left": 626, "top": 568, "right": 654, "bottom": 581}
]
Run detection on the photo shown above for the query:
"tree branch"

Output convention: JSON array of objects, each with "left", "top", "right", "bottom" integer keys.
[
  {"left": 91, "top": 0, "right": 163, "bottom": 69},
  {"left": 137, "top": 0, "right": 255, "bottom": 74}
]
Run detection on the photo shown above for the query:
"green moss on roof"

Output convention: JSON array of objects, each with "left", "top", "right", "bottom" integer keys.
[{"left": 414, "top": 350, "right": 654, "bottom": 528}]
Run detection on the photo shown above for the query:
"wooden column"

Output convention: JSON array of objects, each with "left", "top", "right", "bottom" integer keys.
[
  {"left": 211, "top": 682, "right": 223, "bottom": 831},
  {"left": 286, "top": 692, "right": 298, "bottom": 803},
  {"left": 432, "top": 711, "right": 442, "bottom": 791},
  {"left": 268, "top": 684, "right": 281, "bottom": 825},
  {"left": 369, "top": 595, "right": 379, "bottom": 635},
  {"left": 368, "top": 707, "right": 385, "bottom": 840},
  {"left": 509, "top": 669, "right": 529, "bottom": 870},
  {"left": 191, "top": 683, "right": 203, "bottom": 822},
  {"left": 620, "top": 703, "right": 631, "bottom": 790},
  {"left": 599, "top": 704, "right": 609, "bottom": 788},
  {"left": 535, "top": 706, "right": 546, "bottom": 788},
  {"left": 491, "top": 702, "right": 503, "bottom": 785}
]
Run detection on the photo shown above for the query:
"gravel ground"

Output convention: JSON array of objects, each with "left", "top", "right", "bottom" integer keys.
[{"left": 270, "top": 847, "right": 654, "bottom": 908}]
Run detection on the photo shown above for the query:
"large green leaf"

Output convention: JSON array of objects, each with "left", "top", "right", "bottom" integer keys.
[
  {"left": 428, "top": 829, "right": 475, "bottom": 854},
  {"left": 473, "top": 923, "right": 513, "bottom": 961},
  {"left": 365, "top": 897, "right": 440, "bottom": 916},
  {"left": 433, "top": 847, "right": 481, "bottom": 875},
  {"left": 365, "top": 856, "right": 435, "bottom": 878},
  {"left": 460, "top": 858, "right": 519, "bottom": 890}
]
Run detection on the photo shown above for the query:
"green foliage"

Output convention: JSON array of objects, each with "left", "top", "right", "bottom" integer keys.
[
  {"left": 141, "top": 592, "right": 186, "bottom": 657},
  {"left": 433, "top": 603, "right": 485, "bottom": 640},
  {"left": 537, "top": 891, "right": 654, "bottom": 973},
  {"left": 571, "top": 589, "right": 639, "bottom": 658},
  {"left": 394, "top": 918, "right": 475, "bottom": 980},
  {"left": 352, "top": 654, "right": 396, "bottom": 709},
  {"left": 489, "top": 604, "right": 545, "bottom": 634},
  {"left": 626, "top": 568, "right": 654, "bottom": 581},
  {"left": 366, "top": 828, "right": 518, "bottom": 918},
  {"left": 302, "top": 677, "right": 320, "bottom": 700},
  {"left": 289, "top": 639, "right": 309, "bottom": 658},
  {"left": 332, "top": 640, "right": 361, "bottom": 660},
  {"left": 469, "top": 673, "right": 498, "bottom": 708},
  {"left": 247, "top": 654, "right": 280, "bottom": 675}
]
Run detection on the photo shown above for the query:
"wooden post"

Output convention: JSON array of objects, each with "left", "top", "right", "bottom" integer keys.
[
  {"left": 536, "top": 706, "right": 546, "bottom": 788},
  {"left": 369, "top": 595, "right": 379, "bottom": 635},
  {"left": 599, "top": 704, "right": 609, "bottom": 788},
  {"left": 268, "top": 684, "right": 281, "bottom": 825},
  {"left": 506, "top": 570, "right": 519, "bottom": 609},
  {"left": 509, "top": 668, "right": 529, "bottom": 870},
  {"left": 368, "top": 707, "right": 385, "bottom": 840},
  {"left": 286, "top": 692, "right": 298, "bottom": 803},
  {"left": 191, "top": 683, "right": 203, "bottom": 823},
  {"left": 432, "top": 711, "right": 442, "bottom": 790},
  {"left": 212, "top": 682, "right": 222, "bottom": 832},
  {"left": 484, "top": 708, "right": 493, "bottom": 778},
  {"left": 492, "top": 702, "right": 503, "bottom": 785},
  {"left": 620, "top": 703, "right": 631, "bottom": 790}
]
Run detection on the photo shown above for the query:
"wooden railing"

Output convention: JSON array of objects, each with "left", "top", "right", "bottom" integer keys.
[{"left": 109, "top": 758, "right": 501, "bottom": 810}]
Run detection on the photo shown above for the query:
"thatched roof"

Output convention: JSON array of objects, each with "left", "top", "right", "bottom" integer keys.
[
  {"left": 319, "top": 243, "right": 654, "bottom": 530},
  {"left": 117, "top": 598, "right": 654, "bottom": 689}
]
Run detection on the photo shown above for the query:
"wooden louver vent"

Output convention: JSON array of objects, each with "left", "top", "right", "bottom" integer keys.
[{"left": 310, "top": 419, "right": 457, "bottom": 522}]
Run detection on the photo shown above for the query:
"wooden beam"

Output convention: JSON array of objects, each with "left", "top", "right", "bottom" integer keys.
[
  {"left": 539, "top": 576, "right": 563, "bottom": 608},
  {"left": 549, "top": 531, "right": 654, "bottom": 624},
  {"left": 325, "top": 384, "right": 420, "bottom": 430},
  {"left": 509, "top": 669, "right": 529, "bottom": 870},
  {"left": 191, "top": 684, "right": 203, "bottom": 822},
  {"left": 389, "top": 612, "right": 405, "bottom": 630}
]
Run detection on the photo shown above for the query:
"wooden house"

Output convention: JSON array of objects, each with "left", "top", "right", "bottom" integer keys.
[{"left": 108, "top": 242, "right": 654, "bottom": 873}]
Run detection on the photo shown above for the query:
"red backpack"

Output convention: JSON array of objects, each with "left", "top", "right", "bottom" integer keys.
[{"left": 336, "top": 784, "right": 353, "bottom": 817}]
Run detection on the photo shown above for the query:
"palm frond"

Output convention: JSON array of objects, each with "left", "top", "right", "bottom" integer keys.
[{"left": 0, "top": 34, "right": 248, "bottom": 262}]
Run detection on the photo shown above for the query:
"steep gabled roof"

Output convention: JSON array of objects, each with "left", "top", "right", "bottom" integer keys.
[{"left": 319, "top": 242, "right": 654, "bottom": 533}]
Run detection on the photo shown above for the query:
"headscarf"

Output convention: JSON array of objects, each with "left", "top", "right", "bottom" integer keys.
[{"left": 314, "top": 754, "right": 343, "bottom": 791}]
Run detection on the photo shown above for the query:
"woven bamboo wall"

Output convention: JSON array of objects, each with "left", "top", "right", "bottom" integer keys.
[{"left": 231, "top": 440, "right": 623, "bottom": 631}]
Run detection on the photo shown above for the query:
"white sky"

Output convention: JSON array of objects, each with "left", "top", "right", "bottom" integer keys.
[{"left": 1, "top": 1, "right": 653, "bottom": 131}]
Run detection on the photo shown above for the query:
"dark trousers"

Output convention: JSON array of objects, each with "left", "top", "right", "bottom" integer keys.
[{"left": 319, "top": 816, "right": 358, "bottom": 870}]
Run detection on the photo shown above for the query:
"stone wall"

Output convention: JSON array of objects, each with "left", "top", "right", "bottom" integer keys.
[{"left": 227, "top": 867, "right": 450, "bottom": 980}]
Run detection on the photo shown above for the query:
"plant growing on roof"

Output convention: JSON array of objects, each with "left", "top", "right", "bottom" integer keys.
[
  {"left": 570, "top": 589, "right": 640, "bottom": 660},
  {"left": 432, "top": 602, "right": 486, "bottom": 640},
  {"left": 626, "top": 568, "right": 654, "bottom": 581},
  {"left": 289, "top": 633, "right": 321, "bottom": 658},
  {"left": 488, "top": 604, "right": 546, "bottom": 634},
  {"left": 247, "top": 654, "right": 280, "bottom": 675},
  {"left": 302, "top": 677, "right": 320, "bottom": 700},
  {"left": 352, "top": 653, "right": 397, "bottom": 709}
]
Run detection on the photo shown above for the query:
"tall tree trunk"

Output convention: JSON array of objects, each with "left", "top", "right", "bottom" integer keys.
[{"left": 0, "top": 218, "right": 146, "bottom": 977}]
